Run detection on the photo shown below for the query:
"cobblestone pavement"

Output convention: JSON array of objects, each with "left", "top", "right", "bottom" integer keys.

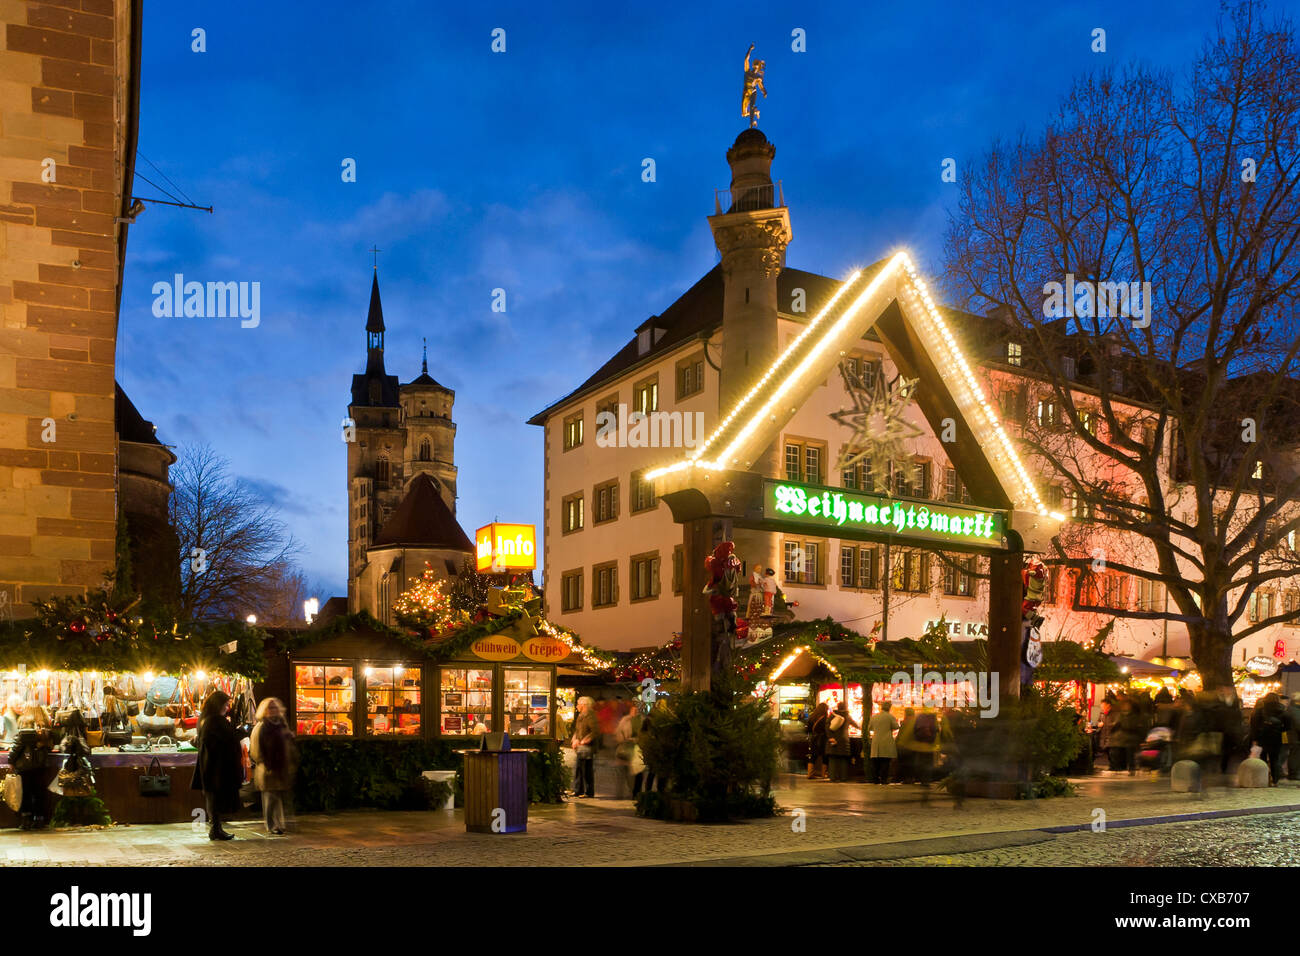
[
  {"left": 6, "top": 774, "right": 1300, "bottom": 866},
  {"left": 825, "top": 811, "right": 1300, "bottom": 866}
]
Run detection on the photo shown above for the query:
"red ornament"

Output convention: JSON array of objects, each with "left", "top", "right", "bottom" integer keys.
[{"left": 69, "top": 620, "right": 86, "bottom": 634}]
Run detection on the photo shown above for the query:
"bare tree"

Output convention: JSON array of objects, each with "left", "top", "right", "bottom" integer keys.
[
  {"left": 944, "top": 2, "right": 1300, "bottom": 690},
  {"left": 171, "top": 444, "right": 301, "bottom": 620}
]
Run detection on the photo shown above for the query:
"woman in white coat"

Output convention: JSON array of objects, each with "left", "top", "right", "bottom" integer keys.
[{"left": 867, "top": 701, "right": 900, "bottom": 784}]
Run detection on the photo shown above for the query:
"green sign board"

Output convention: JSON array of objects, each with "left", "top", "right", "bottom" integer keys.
[{"left": 764, "top": 480, "right": 1006, "bottom": 548}]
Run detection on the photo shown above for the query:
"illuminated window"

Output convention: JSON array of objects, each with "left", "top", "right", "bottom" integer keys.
[
  {"left": 439, "top": 667, "right": 493, "bottom": 735},
  {"left": 563, "top": 413, "right": 584, "bottom": 451},
  {"left": 1253, "top": 461, "right": 1263, "bottom": 480},
  {"left": 503, "top": 668, "right": 552, "bottom": 736},
  {"left": 631, "top": 471, "right": 657, "bottom": 513},
  {"left": 633, "top": 376, "right": 659, "bottom": 414},
  {"left": 364, "top": 665, "right": 421, "bottom": 736},
  {"left": 292, "top": 664, "right": 354, "bottom": 736},
  {"left": 1007, "top": 342, "right": 1023, "bottom": 367},
  {"left": 562, "top": 493, "right": 584, "bottom": 533},
  {"left": 892, "top": 551, "right": 931, "bottom": 593}
]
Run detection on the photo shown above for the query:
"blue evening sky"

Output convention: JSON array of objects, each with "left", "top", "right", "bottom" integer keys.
[{"left": 115, "top": 0, "right": 1263, "bottom": 598}]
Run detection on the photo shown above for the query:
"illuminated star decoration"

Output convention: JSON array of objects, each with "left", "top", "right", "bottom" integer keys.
[{"left": 829, "top": 364, "right": 923, "bottom": 488}]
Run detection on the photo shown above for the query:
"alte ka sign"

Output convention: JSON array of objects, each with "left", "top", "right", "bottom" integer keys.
[
  {"left": 765, "top": 480, "right": 1006, "bottom": 548},
  {"left": 476, "top": 522, "right": 536, "bottom": 572}
]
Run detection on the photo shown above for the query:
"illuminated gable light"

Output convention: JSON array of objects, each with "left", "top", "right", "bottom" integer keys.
[{"left": 771, "top": 646, "right": 805, "bottom": 680}]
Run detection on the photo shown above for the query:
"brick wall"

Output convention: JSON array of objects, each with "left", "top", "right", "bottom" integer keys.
[{"left": 0, "top": 0, "right": 135, "bottom": 615}]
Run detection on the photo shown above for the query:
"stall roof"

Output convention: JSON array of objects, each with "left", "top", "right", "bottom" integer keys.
[{"left": 1109, "top": 655, "right": 1180, "bottom": 676}]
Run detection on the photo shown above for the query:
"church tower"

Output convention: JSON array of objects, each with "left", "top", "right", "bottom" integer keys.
[
  {"left": 346, "top": 271, "right": 405, "bottom": 609},
  {"left": 400, "top": 340, "right": 458, "bottom": 513}
]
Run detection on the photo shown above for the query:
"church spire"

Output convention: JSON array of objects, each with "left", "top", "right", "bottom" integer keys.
[
  {"left": 365, "top": 271, "right": 386, "bottom": 376},
  {"left": 422, "top": 337, "right": 428, "bottom": 375}
]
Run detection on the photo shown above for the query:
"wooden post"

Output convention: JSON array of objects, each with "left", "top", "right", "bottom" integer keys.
[
  {"left": 988, "top": 547, "right": 1024, "bottom": 702},
  {"left": 680, "top": 517, "right": 714, "bottom": 692}
]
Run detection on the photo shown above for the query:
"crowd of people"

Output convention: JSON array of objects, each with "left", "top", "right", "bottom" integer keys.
[
  {"left": 1093, "top": 686, "right": 1300, "bottom": 785},
  {"left": 804, "top": 699, "right": 953, "bottom": 789}
]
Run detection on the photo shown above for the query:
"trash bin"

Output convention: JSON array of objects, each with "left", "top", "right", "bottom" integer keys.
[
  {"left": 421, "top": 770, "right": 456, "bottom": 810},
  {"left": 461, "top": 736, "right": 528, "bottom": 834}
]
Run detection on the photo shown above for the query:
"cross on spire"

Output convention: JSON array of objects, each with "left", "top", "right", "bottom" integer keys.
[{"left": 370, "top": 245, "right": 381, "bottom": 270}]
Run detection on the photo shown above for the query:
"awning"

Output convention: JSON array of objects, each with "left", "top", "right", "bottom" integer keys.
[{"left": 1109, "top": 655, "right": 1180, "bottom": 676}]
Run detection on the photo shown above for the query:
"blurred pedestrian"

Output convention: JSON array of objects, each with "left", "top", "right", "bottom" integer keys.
[
  {"left": 826, "top": 700, "right": 859, "bottom": 782},
  {"left": 191, "top": 691, "right": 242, "bottom": 840},
  {"left": 867, "top": 701, "right": 899, "bottom": 784},
  {"left": 899, "top": 706, "right": 942, "bottom": 797},
  {"left": 1285, "top": 695, "right": 1300, "bottom": 781},
  {"left": 896, "top": 707, "right": 917, "bottom": 783},
  {"left": 1249, "top": 692, "right": 1287, "bottom": 785},
  {"left": 806, "top": 701, "right": 829, "bottom": 780},
  {"left": 9, "top": 704, "right": 52, "bottom": 830},
  {"left": 571, "top": 696, "right": 597, "bottom": 798},
  {"left": 250, "top": 697, "right": 297, "bottom": 834},
  {"left": 1112, "top": 695, "right": 1146, "bottom": 776}
]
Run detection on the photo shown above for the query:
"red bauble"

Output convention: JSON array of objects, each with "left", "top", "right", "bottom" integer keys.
[{"left": 69, "top": 620, "right": 86, "bottom": 634}]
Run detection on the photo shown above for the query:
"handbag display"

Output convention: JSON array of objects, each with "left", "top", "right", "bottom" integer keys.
[
  {"left": 139, "top": 757, "right": 171, "bottom": 797},
  {"left": 145, "top": 676, "right": 181, "bottom": 710},
  {"left": 150, "top": 735, "right": 179, "bottom": 754}
]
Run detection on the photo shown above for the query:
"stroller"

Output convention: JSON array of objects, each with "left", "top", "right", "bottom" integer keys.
[{"left": 1136, "top": 726, "right": 1173, "bottom": 771}]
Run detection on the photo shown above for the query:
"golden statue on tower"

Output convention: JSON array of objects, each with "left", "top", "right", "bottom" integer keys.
[{"left": 742, "top": 43, "right": 766, "bottom": 127}]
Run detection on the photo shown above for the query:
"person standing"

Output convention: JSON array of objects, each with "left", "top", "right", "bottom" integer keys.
[
  {"left": 1284, "top": 695, "right": 1300, "bottom": 781},
  {"left": 867, "top": 701, "right": 899, "bottom": 784},
  {"left": 191, "top": 691, "right": 242, "bottom": 840},
  {"left": 250, "top": 697, "right": 297, "bottom": 835},
  {"left": 806, "top": 702, "right": 829, "bottom": 780},
  {"left": 826, "top": 700, "right": 859, "bottom": 782},
  {"left": 1249, "top": 692, "right": 1286, "bottom": 785},
  {"left": 9, "top": 705, "right": 53, "bottom": 830},
  {"left": 570, "top": 696, "right": 597, "bottom": 798},
  {"left": 900, "top": 706, "right": 942, "bottom": 796}
]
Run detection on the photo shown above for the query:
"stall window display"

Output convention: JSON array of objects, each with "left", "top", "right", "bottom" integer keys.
[
  {"left": 503, "top": 668, "right": 551, "bottom": 736},
  {"left": 364, "top": 665, "right": 421, "bottom": 736},
  {"left": 817, "top": 683, "right": 863, "bottom": 737},
  {"left": 293, "top": 664, "right": 355, "bottom": 736},
  {"left": 776, "top": 683, "right": 811, "bottom": 730},
  {"left": 440, "top": 667, "right": 493, "bottom": 735},
  {"left": 555, "top": 687, "right": 576, "bottom": 740}
]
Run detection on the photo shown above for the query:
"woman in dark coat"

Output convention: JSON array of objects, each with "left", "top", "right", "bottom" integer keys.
[
  {"left": 826, "top": 701, "right": 860, "bottom": 782},
  {"left": 806, "top": 702, "right": 829, "bottom": 780},
  {"left": 9, "top": 705, "right": 53, "bottom": 830},
  {"left": 191, "top": 691, "right": 242, "bottom": 840}
]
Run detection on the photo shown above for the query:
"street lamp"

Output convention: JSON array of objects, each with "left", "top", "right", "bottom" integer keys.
[{"left": 246, "top": 614, "right": 257, "bottom": 625}]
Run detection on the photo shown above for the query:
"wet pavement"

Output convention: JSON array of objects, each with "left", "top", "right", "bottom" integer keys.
[{"left": 5, "top": 772, "right": 1300, "bottom": 866}]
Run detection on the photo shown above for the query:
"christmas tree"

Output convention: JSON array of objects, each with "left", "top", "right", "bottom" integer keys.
[{"left": 393, "top": 564, "right": 460, "bottom": 632}]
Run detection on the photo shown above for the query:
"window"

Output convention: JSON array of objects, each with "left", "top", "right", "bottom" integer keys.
[
  {"left": 440, "top": 667, "right": 493, "bottom": 735},
  {"left": 419, "top": 438, "right": 432, "bottom": 461},
  {"left": 503, "top": 668, "right": 552, "bottom": 736},
  {"left": 1044, "top": 566, "right": 1061, "bottom": 605},
  {"left": 784, "top": 539, "right": 823, "bottom": 585},
  {"left": 560, "top": 570, "right": 583, "bottom": 612},
  {"left": 1037, "top": 400, "right": 1059, "bottom": 428},
  {"left": 1103, "top": 573, "right": 1128, "bottom": 610},
  {"left": 631, "top": 552, "right": 661, "bottom": 601},
  {"left": 785, "top": 439, "right": 827, "bottom": 484},
  {"left": 942, "top": 556, "right": 974, "bottom": 596},
  {"left": 841, "top": 356, "right": 879, "bottom": 390},
  {"left": 563, "top": 413, "right": 584, "bottom": 451},
  {"left": 1253, "top": 461, "right": 1263, "bottom": 480},
  {"left": 376, "top": 456, "right": 390, "bottom": 484},
  {"left": 1136, "top": 577, "right": 1165, "bottom": 612},
  {"left": 596, "top": 393, "right": 619, "bottom": 430},
  {"left": 593, "top": 561, "right": 619, "bottom": 608},
  {"left": 677, "top": 354, "right": 705, "bottom": 399},
  {"left": 293, "top": 664, "right": 355, "bottom": 736},
  {"left": 1080, "top": 411, "right": 1097, "bottom": 436},
  {"left": 672, "top": 545, "right": 684, "bottom": 594},
  {"left": 594, "top": 479, "right": 619, "bottom": 524},
  {"left": 840, "top": 544, "right": 878, "bottom": 589},
  {"left": 1069, "top": 493, "right": 1095, "bottom": 520},
  {"left": 893, "top": 459, "right": 929, "bottom": 498},
  {"left": 892, "top": 551, "right": 931, "bottom": 593},
  {"left": 1284, "top": 590, "right": 1300, "bottom": 624},
  {"left": 1061, "top": 356, "right": 1076, "bottom": 379},
  {"left": 631, "top": 471, "right": 657, "bottom": 513},
  {"left": 1249, "top": 591, "right": 1274, "bottom": 623},
  {"left": 943, "top": 467, "right": 973, "bottom": 505},
  {"left": 633, "top": 375, "right": 659, "bottom": 415},
  {"left": 805, "top": 446, "right": 822, "bottom": 485},
  {"left": 1007, "top": 342, "right": 1023, "bottom": 367},
  {"left": 364, "top": 664, "right": 421, "bottom": 736},
  {"left": 562, "top": 492, "right": 584, "bottom": 534}
]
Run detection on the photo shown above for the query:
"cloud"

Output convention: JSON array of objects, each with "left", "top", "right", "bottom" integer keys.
[{"left": 237, "top": 476, "right": 316, "bottom": 517}]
